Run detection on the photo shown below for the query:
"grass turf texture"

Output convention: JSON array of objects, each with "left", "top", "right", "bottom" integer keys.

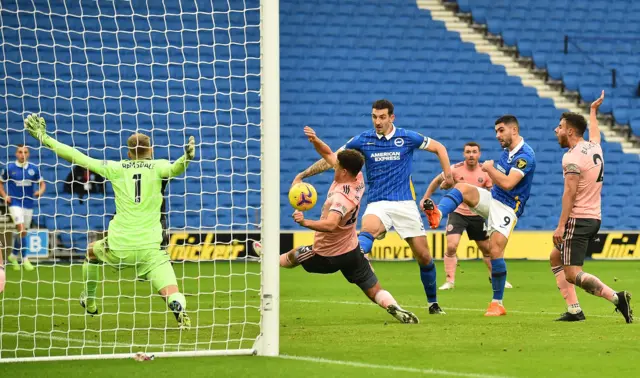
[{"left": 2, "top": 260, "right": 640, "bottom": 377}]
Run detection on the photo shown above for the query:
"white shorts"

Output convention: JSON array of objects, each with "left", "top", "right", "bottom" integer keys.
[
  {"left": 363, "top": 200, "right": 425, "bottom": 239},
  {"left": 469, "top": 187, "right": 517, "bottom": 239},
  {"left": 9, "top": 206, "right": 34, "bottom": 229}
]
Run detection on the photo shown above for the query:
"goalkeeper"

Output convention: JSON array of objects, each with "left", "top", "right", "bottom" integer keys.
[{"left": 25, "top": 114, "right": 195, "bottom": 329}]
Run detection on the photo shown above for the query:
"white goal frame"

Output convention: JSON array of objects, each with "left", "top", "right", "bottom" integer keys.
[{"left": 0, "top": 0, "right": 279, "bottom": 363}]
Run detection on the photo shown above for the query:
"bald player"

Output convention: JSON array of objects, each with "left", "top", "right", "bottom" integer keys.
[
  {"left": 550, "top": 91, "right": 632, "bottom": 323},
  {"left": 25, "top": 114, "right": 195, "bottom": 329}
]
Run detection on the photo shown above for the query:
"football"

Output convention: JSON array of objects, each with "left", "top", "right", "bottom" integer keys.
[{"left": 288, "top": 182, "right": 318, "bottom": 211}]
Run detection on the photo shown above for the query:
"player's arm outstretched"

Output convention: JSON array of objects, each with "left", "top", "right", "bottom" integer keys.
[
  {"left": 303, "top": 126, "right": 337, "bottom": 167},
  {"left": 24, "top": 114, "right": 112, "bottom": 179},
  {"left": 423, "top": 172, "right": 446, "bottom": 200},
  {"left": 157, "top": 136, "right": 196, "bottom": 178},
  {"left": 292, "top": 155, "right": 333, "bottom": 185},
  {"left": 589, "top": 90, "right": 604, "bottom": 145}
]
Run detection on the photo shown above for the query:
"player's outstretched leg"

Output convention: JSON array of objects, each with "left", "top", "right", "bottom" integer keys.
[
  {"left": 406, "top": 236, "right": 444, "bottom": 314},
  {"left": 565, "top": 267, "right": 632, "bottom": 324},
  {"left": 550, "top": 248, "right": 584, "bottom": 321},
  {"left": 364, "top": 280, "right": 418, "bottom": 324},
  {"left": 423, "top": 184, "right": 480, "bottom": 229},
  {"left": 147, "top": 261, "right": 191, "bottom": 329},
  {"left": 81, "top": 242, "right": 101, "bottom": 315}
]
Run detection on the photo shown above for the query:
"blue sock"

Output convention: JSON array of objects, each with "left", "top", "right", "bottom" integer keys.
[
  {"left": 20, "top": 235, "right": 28, "bottom": 258},
  {"left": 438, "top": 188, "right": 463, "bottom": 218},
  {"left": 12, "top": 237, "right": 21, "bottom": 257},
  {"left": 358, "top": 232, "right": 375, "bottom": 254},
  {"left": 419, "top": 260, "right": 438, "bottom": 303},
  {"left": 491, "top": 258, "right": 507, "bottom": 301}
]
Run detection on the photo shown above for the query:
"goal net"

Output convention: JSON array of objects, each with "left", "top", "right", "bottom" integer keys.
[{"left": 0, "top": 0, "right": 279, "bottom": 361}]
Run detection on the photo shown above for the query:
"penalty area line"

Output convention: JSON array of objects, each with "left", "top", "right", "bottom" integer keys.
[{"left": 277, "top": 354, "right": 513, "bottom": 378}]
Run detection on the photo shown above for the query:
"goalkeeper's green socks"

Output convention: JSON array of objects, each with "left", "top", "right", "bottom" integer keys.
[{"left": 82, "top": 260, "right": 100, "bottom": 312}]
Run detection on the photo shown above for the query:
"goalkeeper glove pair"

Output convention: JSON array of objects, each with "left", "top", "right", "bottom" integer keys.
[{"left": 25, "top": 113, "right": 197, "bottom": 160}]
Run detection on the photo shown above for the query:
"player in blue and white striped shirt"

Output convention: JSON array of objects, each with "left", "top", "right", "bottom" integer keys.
[{"left": 293, "top": 99, "right": 454, "bottom": 314}]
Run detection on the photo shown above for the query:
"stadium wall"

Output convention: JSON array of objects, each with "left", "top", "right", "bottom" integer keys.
[{"left": 7, "top": 230, "right": 640, "bottom": 262}]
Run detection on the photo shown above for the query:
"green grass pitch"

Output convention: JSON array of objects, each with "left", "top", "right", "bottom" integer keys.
[{"left": 2, "top": 260, "right": 640, "bottom": 377}]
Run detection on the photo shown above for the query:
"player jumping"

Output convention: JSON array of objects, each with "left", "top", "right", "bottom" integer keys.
[
  {"left": 25, "top": 114, "right": 195, "bottom": 329},
  {"left": 293, "top": 99, "right": 453, "bottom": 315},
  {"left": 283, "top": 126, "right": 418, "bottom": 324},
  {"left": 423, "top": 115, "right": 535, "bottom": 316},
  {"left": 423, "top": 142, "right": 512, "bottom": 290},
  {"left": 550, "top": 91, "right": 632, "bottom": 323},
  {"left": 0, "top": 144, "right": 46, "bottom": 271}
]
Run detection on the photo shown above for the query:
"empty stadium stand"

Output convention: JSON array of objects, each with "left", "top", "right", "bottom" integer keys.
[
  {"left": 456, "top": 0, "right": 640, "bottom": 135},
  {"left": 280, "top": 0, "right": 640, "bottom": 231}
]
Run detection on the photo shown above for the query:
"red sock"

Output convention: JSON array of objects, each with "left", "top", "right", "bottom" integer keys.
[
  {"left": 552, "top": 266, "right": 580, "bottom": 312},
  {"left": 576, "top": 272, "right": 617, "bottom": 303},
  {"left": 374, "top": 290, "right": 397, "bottom": 309},
  {"left": 443, "top": 255, "right": 457, "bottom": 283}
]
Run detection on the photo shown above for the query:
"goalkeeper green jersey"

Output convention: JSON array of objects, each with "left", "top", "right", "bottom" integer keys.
[{"left": 43, "top": 137, "right": 190, "bottom": 251}]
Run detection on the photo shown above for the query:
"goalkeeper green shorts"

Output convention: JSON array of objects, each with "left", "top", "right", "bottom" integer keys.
[{"left": 92, "top": 237, "right": 172, "bottom": 280}]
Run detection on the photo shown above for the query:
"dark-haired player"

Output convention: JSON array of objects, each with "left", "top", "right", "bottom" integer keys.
[
  {"left": 293, "top": 99, "right": 454, "bottom": 315},
  {"left": 424, "top": 142, "right": 512, "bottom": 290},
  {"left": 282, "top": 126, "right": 418, "bottom": 324},
  {"left": 550, "top": 91, "right": 632, "bottom": 323},
  {"left": 424, "top": 115, "right": 536, "bottom": 316}
]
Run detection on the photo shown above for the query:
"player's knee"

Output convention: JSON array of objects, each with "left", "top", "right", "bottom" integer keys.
[
  {"left": 445, "top": 246, "right": 457, "bottom": 257},
  {"left": 159, "top": 285, "right": 179, "bottom": 297},
  {"left": 563, "top": 267, "right": 578, "bottom": 284}
]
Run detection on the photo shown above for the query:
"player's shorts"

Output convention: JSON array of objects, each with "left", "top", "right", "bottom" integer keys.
[
  {"left": 92, "top": 237, "right": 171, "bottom": 279},
  {"left": 295, "top": 244, "right": 378, "bottom": 291},
  {"left": 469, "top": 187, "right": 517, "bottom": 239},
  {"left": 446, "top": 212, "right": 488, "bottom": 241},
  {"left": 8, "top": 206, "right": 33, "bottom": 228},
  {"left": 363, "top": 200, "right": 425, "bottom": 239},
  {"left": 560, "top": 218, "right": 601, "bottom": 266}
]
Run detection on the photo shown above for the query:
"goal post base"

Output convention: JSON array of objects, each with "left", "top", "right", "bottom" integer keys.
[{"left": 0, "top": 348, "right": 257, "bottom": 364}]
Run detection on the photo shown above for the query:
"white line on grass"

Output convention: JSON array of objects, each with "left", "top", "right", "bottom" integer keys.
[
  {"left": 278, "top": 355, "right": 513, "bottom": 378},
  {"left": 285, "top": 298, "right": 620, "bottom": 319}
]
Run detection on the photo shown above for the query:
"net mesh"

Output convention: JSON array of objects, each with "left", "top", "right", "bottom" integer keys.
[{"left": 0, "top": 0, "right": 262, "bottom": 359}]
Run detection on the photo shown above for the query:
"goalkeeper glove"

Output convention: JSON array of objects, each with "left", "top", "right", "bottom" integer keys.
[
  {"left": 24, "top": 113, "right": 48, "bottom": 142},
  {"left": 185, "top": 136, "right": 196, "bottom": 160}
]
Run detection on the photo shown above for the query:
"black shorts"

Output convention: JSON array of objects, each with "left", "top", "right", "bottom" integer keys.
[
  {"left": 560, "top": 218, "right": 601, "bottom": 266},
  {"left": 296, "top": 244, "right": 378, "bottom": 291},
  {"left": 446, "top": 212, "right": 488, "bottom": 241}
]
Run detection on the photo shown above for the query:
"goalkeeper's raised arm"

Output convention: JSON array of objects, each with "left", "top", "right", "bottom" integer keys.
[{"left": 25, "top": 114, "right": 196, "bottom": 179}]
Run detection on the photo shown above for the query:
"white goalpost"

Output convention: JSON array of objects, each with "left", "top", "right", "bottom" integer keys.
[{"left": 0, "top": 0, "right": 279, "bottom": 362}]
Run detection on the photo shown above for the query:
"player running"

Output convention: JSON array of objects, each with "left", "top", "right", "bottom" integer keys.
[
  {"left": 283, "top": 126, "right": 418, "bottom": 324},
  {"left": 423, "top": 115, "right": 535, "bottom": 316},
  {"left": 293, "top": 99, "right": 454, "bottom": 315},
  {"left": 550, "top": 91, "right": 632, "bottom": 323},
  {"left": 25, "top": 114, "right": 195, "bottom": 329},
  {"left": 424, "top": 142, "right": 512, "bottom": 290},
  {"left": 0, "top": 144, "right": 46, "bottom": 271}
]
